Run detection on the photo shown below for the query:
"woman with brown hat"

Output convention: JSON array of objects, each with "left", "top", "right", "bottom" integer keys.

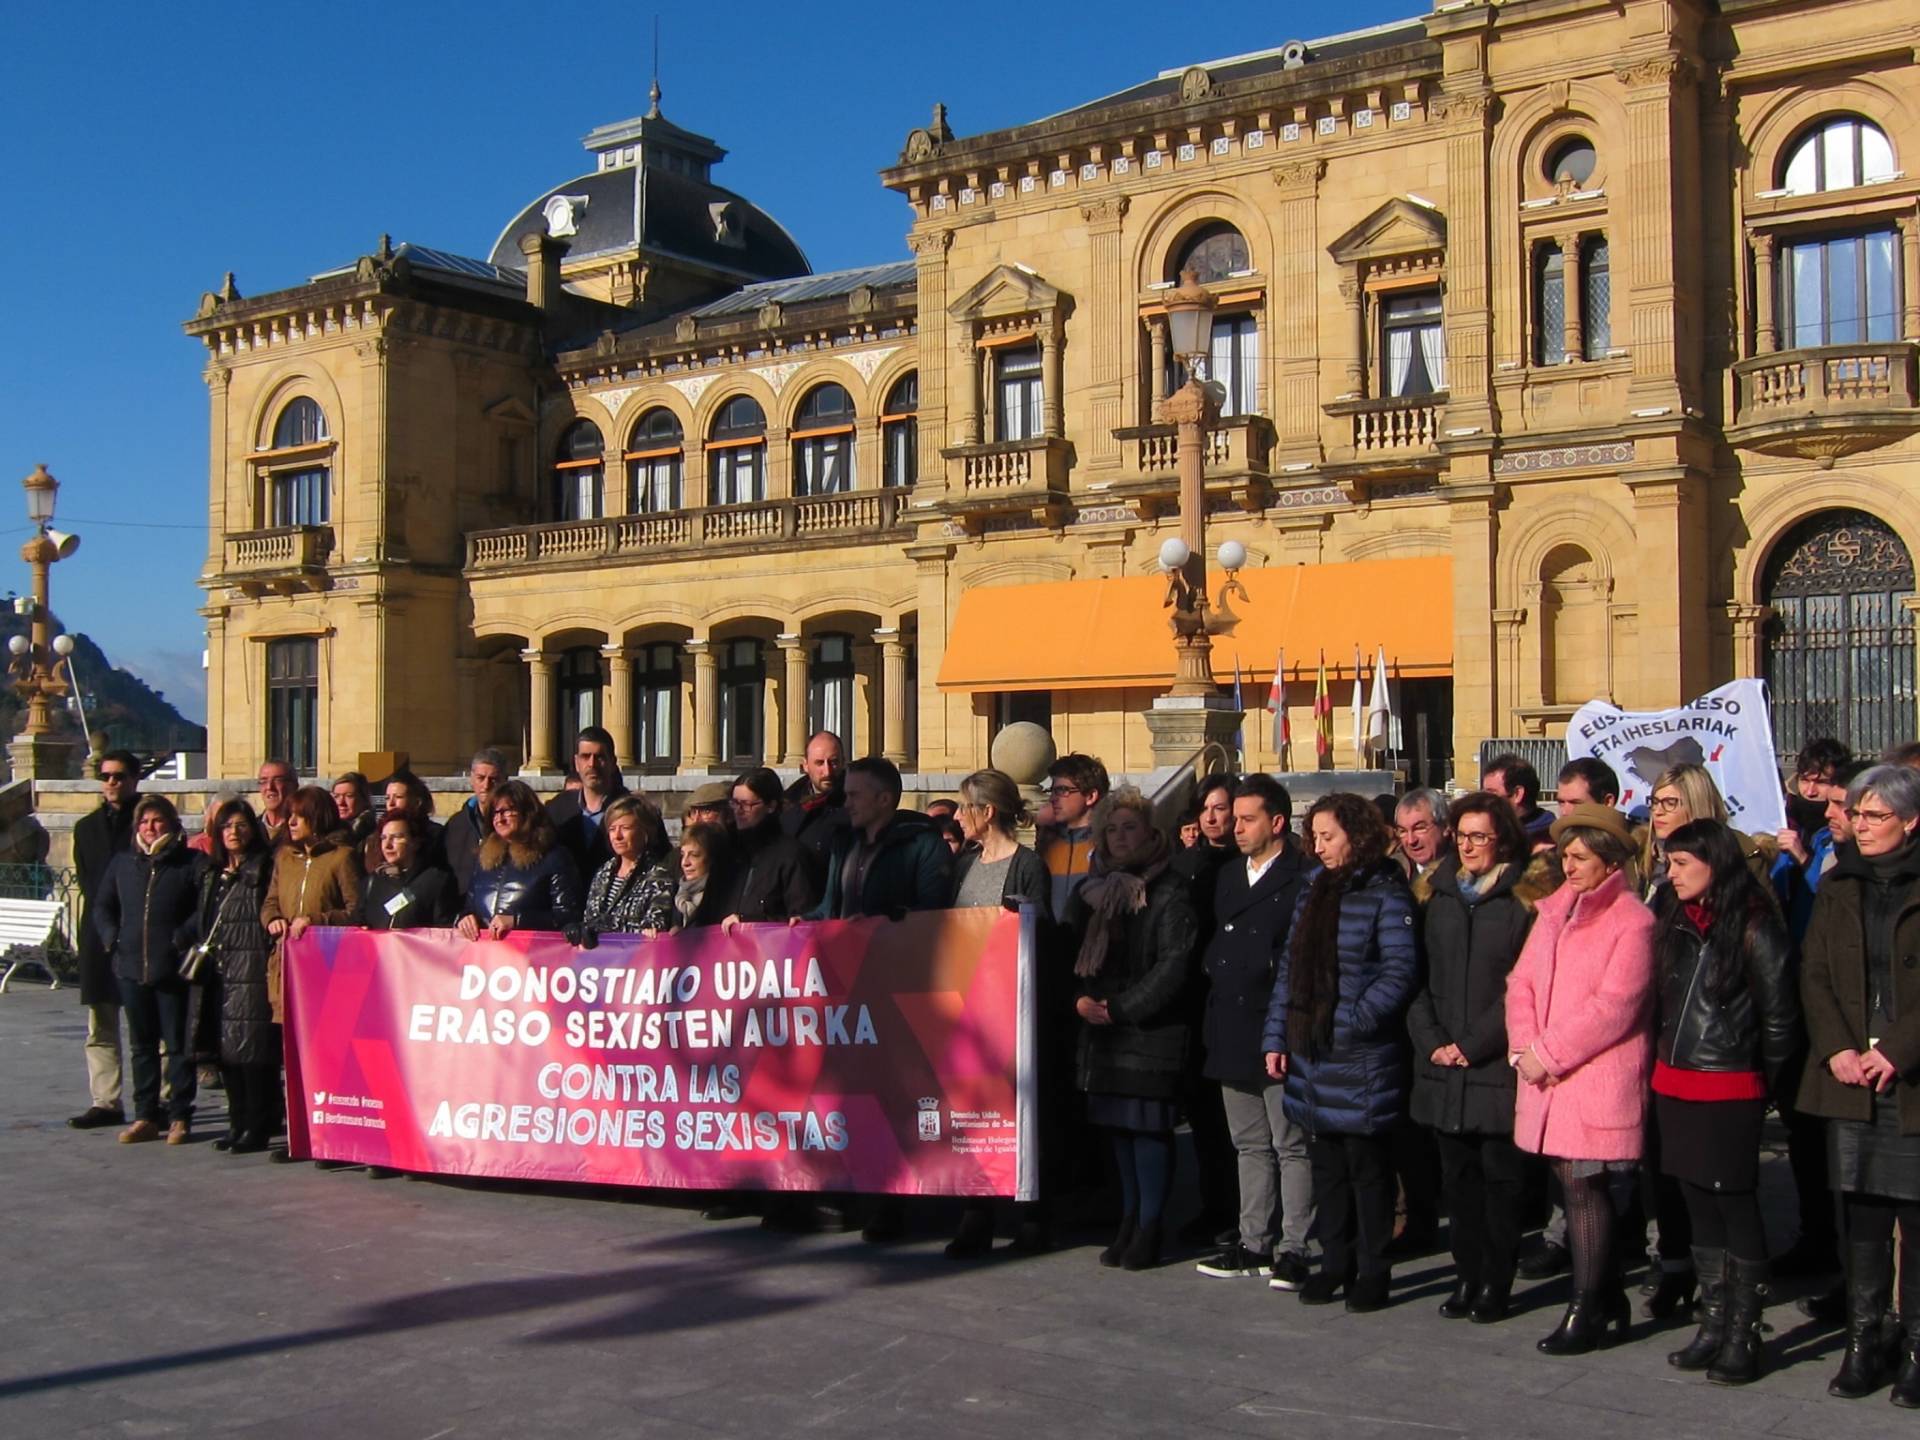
[{"left": 1505, "top": 802, "right": 1658, "bottom": 1355}]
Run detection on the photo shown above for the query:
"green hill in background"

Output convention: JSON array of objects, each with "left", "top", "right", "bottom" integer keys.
[{"left": 0, "top": 611, "right": 205, "bottom": 757}]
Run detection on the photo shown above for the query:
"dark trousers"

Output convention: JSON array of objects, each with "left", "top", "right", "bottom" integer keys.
[
  {"left": 1392, "top": 1122, "right": 1443, "bottom": 1238},
  {"left": 1186, "top": 1073, "right": 1239, "bottom": 1227},
  {"left": 1434, "top": 1130, "right": 1524, "bottom": 1287},
  {"left": 1785, "top": 1102, "right": 1837, "bottom": 1253},
  {"left": 224, "top": 1061, "right": 280, "bottom": 1140},
  {"left": 1309, "top": 1130, "right": 1397, "bottom": 1280},
  {"left": 119, "top": 976, "right": 195, "bottom": 1124}
]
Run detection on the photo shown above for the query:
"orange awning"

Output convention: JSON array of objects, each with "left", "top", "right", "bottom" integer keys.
[{"left": 936, "top": 557, "right": 1453, "bottom": 693}]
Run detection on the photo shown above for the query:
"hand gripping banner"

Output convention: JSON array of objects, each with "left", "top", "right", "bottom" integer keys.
[{"left": 282, "top": 907, "right": 1036, "bottom": 1199}]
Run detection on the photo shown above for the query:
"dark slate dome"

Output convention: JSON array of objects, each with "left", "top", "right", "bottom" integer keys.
[{"left": 488, "top": 91, "right": 809, "bottom": 284}]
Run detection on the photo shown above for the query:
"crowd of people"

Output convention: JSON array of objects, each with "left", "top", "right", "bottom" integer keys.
[{"left": 54, "top": 727, "right": 1920, "bottom": 1402}]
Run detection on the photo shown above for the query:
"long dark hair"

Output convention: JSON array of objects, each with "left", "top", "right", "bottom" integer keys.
[
  {"left": 1660, "top": 819, "right": 1770, "bottom": 1001},
  {"left": 1286, "top": 793, "right": 1394, "bottom": 1059},
  {"left": 208, "top": 798, "right": 266, "bottom": 870}
]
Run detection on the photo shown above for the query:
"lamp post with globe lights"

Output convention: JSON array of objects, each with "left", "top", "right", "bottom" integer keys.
[
  {"left": 1142, "top": 271, "right": 1253, "bottom": 761},
  {"left": 7, "top": 465, "right": 83, "bottom": 779}
]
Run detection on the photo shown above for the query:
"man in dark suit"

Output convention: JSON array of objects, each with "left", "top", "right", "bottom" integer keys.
[
  {"left": 68, "top": 750, "right": 139, "bottom": 1128},
  {"left": 544, "top": 726, "right": 628, "bottom": 879},
  {"left": 1194, "top": 774, "right": 1313, "bottom": 1288}
]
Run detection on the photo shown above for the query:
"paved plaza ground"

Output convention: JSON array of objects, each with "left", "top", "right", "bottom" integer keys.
[{"left": 0, "top": 983, "right": 1913, "bottom": 1440}]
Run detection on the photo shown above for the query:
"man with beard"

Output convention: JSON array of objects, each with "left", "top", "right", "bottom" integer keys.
[{"left": 781, "top": 730, "right": 848, "bottom": 884}]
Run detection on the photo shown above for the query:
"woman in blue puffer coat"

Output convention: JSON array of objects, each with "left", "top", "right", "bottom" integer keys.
[{"left": 1263, "top": 791, "right": 1419, "bottom": 1312}]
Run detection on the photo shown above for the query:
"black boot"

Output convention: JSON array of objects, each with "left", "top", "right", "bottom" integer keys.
[
  {"left": 1891, "top": 1251, "right": 1920, "bottom": 1409},
  {"left": 1707, "top": 1255, "right": 1767, "bottom": 1386},
  {"left": 1099, "top": 1214, "right": 1137, "bottom": 1269},
  {"left": 1669, "top": 1247, "right": 1728, "bottom": 1371},
  {"left": 1120, "top": 1219, "right": 1162, "bottom": 1271},
  {"left": 1830, "top": 1239, "right": 1894, "bottom": 1399},
  {"left": 1644, "top": 1262, "right": 1698, "bottom": 1320},
  {"left": 1537, "top": 1290, "right": 1629, "bottom": 1356}
]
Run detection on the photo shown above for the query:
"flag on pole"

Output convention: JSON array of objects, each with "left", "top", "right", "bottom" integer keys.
[
  {"left": 1267, "top": 648, "right": 1290, "bottom": 768},
  {"left": 1313, "top": 651, "right": 1333, "bottom": 769},
  {"left": 1350, "top": 646, "right": 1365, "bottom": 761},
  {"left": 1366, "top": 644, "right": 1391, "bottom": 755},
  {"left": 1231, "top": 652, "right": 1245, "bottom": 764}
]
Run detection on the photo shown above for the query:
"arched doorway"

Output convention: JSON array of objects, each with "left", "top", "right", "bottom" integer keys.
[{"left": 1763, "top": 508, "right": 1916, "bottom": 760}]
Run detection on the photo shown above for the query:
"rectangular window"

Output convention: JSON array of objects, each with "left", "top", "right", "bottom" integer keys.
[
  {"left": 808, "top": 634, "right": 856, "bottom": 752},
  {"left": 1782, "top": 228, "right": 1899, "bottom": 347},
  {"left": 635, "top": 642, "right": 680, "bottom": 769},
  {"left": 552, "top": 465, "right": 602, "bottom": 522},
  {"left": 1381, "top": 290, "right": 1446, "bottom": 397},
  {"left": 993, "top": 691, "right": 1051, "bottom": 743},
  {"left": 266, "top": 638, "right": 319, "bottom": 774},
  {"left": 718, "top": 638, "right": 764, "bottom": 765},
  {"left": 1170, "top": 312, "right": 1261, "bottom": 417},
  {"left": 631, "top": 455, "right": 682, "bottom": 513},
  {"left": 1582, "top": 237, "right": 1612, "bottom": 360},
  {"left": 270, "top": 468, "right": 330, "bottom": 526},
  {"left": 1534, "top": 245, "right": 1567, "bottom": 366},
  {"left": 794, "top": 433, "right": 855, "bottom": 495},
  {"left": 882, "top": 417, "right": 917, "bottom": 488},
  {"left": 995, "top": 346, "right": 1044, "bottom": 441},
  {"left": 709, "top": 445, "right": 764, "bottom": 506}
]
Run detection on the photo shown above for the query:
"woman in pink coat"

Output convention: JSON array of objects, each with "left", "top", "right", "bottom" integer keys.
[{"left": 1506, "top": 803, "right": 1657, "bottom": 1356}]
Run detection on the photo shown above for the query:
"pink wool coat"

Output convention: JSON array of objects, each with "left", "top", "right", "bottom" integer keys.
[{"left": 1504, "top": 867, "right": 1657, "bottom": 1162}]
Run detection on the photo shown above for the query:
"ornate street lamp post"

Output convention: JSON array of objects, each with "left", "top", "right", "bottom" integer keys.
[
  {"left": 8, "top": 465, "right": 82, "bottom": 779},
  {"left": 1142, "top": 271, "right": 1251, "bottom": 766}
]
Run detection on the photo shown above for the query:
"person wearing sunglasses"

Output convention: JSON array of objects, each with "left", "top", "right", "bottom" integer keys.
[
  {"left": 68, "top": 750, "right": 141, "bottom": 1130},
  {"left": 1799, "top": 764, "right": 1920, "bottom": 1406},
  {"left": 459, "top": 779, "right": 582, "bottom": 941}
]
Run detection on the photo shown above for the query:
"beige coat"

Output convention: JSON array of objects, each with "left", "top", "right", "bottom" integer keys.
[{"left": 261, "top": 835, "right": 361, "bottom": 1023}]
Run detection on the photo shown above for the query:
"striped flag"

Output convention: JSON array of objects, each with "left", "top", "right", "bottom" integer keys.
[
  {"left": 1267, "top": 648, "right": 1290, "bottom": 768},
  {"left": 1313, "top": 651, "right": 1333, "bottom": 769}
]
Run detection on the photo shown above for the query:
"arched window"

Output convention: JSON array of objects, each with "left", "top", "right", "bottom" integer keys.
[
  {"left": 273, "top": 397, "right": 330, "bottom": 448},
  {"left": 1545, "top": 137, "right": 1597, "bottom": 187},
  {"left": 552, "top": 421, "right": 604, "bottom": 521},
  {"left": 881, "top": 372, "right": 918, "bottom": 488},
  {"left": 792, "top": 383, "right": 856, "bottom": 496},
  {"left": 625, "top": 409, "right": 684, "bottom": 513},
  {"left": 267, "top": 398, "right": 332, "bottom": 526},
  {"left": 708, "top": 395, "right": 766, "bottom": 506},
  {"left": 1170, "top": 222, "right": 1251, "bottom": 284},
  {"left": 1781, "top": 115, "right": 1897, "bottom": 195}
]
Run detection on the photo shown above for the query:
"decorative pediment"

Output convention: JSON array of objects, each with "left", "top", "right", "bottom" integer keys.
[
  {"left": 1327, "top": 198, "right": 1448, "bottom": 266},
  {"left": 484, "top": 396, "right": 537, "bottom": 429},
  {"left": 948, "top": 264, "right": 1065, "bottom": 323}
]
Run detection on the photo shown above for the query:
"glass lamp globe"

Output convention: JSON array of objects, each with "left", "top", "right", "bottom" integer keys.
[
  {"left": 1217, "top": 540, "right": 1247, "bottom": 572},
  {"left": 51, "top": 634, "right": 74, "bottom": 657},
  {"left": 7, "top": 635, "right": 29, "bottom": 657},
  {"left": 1158, "top": 537, "right": 1192, "bottom": 571}
]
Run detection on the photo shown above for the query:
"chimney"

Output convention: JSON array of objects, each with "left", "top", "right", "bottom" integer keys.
[{"left": 519, "top": 232, "right": 568, "bottom": 311}]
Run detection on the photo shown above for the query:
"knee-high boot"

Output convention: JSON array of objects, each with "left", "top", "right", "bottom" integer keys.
[
  {"left": 1707, "top": 1255, "right": 1767, "bottom": 1386},
  {"left": 1831, "top": 1238, "right": 1894, "bottom": 1399},
  {"left": 1668, "top": 1247, "right": 1727, "bottom": 1370}
]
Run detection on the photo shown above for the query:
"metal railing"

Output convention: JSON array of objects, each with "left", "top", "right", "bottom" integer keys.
[{"left": 0, "top": 863, "right": 81, "bottom": 984}]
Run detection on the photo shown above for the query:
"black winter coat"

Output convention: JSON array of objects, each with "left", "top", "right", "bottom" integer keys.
[
  {"left": 73, "top": 799, "right": 134, "bottom": 1003},
  {"left": 443, "top": 800, "right": 489, "bottom": 896},
  {"left": 1262, "top": 861, "right": 1419, "bottom": 1137},
  {"left": 1173, "top": 840, "right": 1235, "bottom": 941},
  {"left": 198, "top": 855, "right": 275, "bottom": 1066},
  {"left": 95, "top": 838, "right": 201, "bottom": 988},
  {"left": 711, "top": 819, "right": 818, "bottom": 924},
  {"left": 1653, "top": 891, "right": 1803, "bottom": 1090},
  {"left": 1200, "top": 843, "right": 1307, "bottom": 1086},
  {"left": 466, "top": 846, "right": 582, "bottom": 932},
  {"left": 782, "top": 775, "right": 850, "bottom": 887},
  {"left": 1069, "top": 866, "right": 1200, "bottom": 1101},
  {"left": 809, "top": 811, "right": 955, "bottom": 921},
  {"left": 1407, "top": 856, "right": 1546, "bottom": 1135},
  {"left": 360, "top": 862, "right": 462, "bottom": 931},
  {"left": 546, "top": 787, "right": 629, "bottom": 880}
]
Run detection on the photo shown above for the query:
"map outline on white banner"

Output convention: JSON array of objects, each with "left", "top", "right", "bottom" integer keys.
[{"left": 1563, "top": 679, "right": 1788, "bottom": 836}]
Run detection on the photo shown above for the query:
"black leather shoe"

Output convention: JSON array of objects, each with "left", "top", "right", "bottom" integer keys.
[
  {"left": 1099, "top": 1215, "right": 1137, "bottom": 1269},
  {"left": 1298, "top": 1273, "right": 1343, "bottom": 1305},
  {"left": 1119, "top": 1221, "right": 1162, "bottom": 1272},
  {"left": 67, "top": 1107, "right": 125, "bottom": 1130},
  {"left": 1469, "top": 1281, "right": 1511, "bottom": 1325},
  {"left": 1519, "top": 1241, "right": 1570, "bottom": 1280},
  {"left": 1346, "top": 1273, "right": 1391, "bottom": 1313},
  {"left": 1538, "top": 1289, "right": 1630, "bottom": 1356},
  {"left": 1644, "top": 1266, "right": 1698, "bottom": 1320},
  {"left": 1438, "top": 1279, "right": 1476, "bottom": 1320}
]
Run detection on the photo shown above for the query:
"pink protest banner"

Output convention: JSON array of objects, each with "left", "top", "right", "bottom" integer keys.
[{"left": 281, "top": 907, "right": 1035, "bottom": 1198}]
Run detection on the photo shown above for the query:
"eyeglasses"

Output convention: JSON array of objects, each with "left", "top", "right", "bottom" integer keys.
[
  {"left": 1456, "top": 831, "right": 1498, "bottom": 850},
  {"left": 730, "top": 797, "right": 767, "bottom": 811},
  {"left": 99, "top": 771, "right": 130, "bottom": 783},
  {"left": 1395, "top": 822, "right": 1437, "bottom": 839},
  {"left": 1046, "top": 784, "right": 1081, "bottom": 799},
  {"left": 1848, "top": 807, "right": 1898, "bottom": 826},
  {"left": 491, "top": 804, "right": 524, "bottom": 818},
  {"left": 1650, "top": 796, "right": 1685, "bottom": 814}
]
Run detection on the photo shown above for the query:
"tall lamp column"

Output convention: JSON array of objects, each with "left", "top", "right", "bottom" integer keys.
[{"left": 7, "top": 465, "right": 82, "bottom": 780}]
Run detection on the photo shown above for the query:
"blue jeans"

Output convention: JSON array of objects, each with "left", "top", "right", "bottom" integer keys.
[{"left": 118, "top": 976, "right": 195, "bottom": 1124}]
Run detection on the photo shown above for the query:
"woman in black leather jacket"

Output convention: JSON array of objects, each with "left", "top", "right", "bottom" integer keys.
[
  {"left": 1652, "top": 819, "right": 1803, "bottom": 1387},
  {"left": 459, "top": 779, "right": 582, "bottom": 938}
]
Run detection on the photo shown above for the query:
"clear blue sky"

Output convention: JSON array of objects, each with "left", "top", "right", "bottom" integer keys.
[{"left": 0, "top": 0, "right": 1414, "bottom": 725}]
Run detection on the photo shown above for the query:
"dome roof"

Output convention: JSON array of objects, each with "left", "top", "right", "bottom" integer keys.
[{"left": 487, "top": 101, "right": 809, "bottom": 284}]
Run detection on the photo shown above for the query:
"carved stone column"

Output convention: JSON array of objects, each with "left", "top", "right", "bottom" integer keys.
[
  {"left": 953, "top": 332, "right": 980, "bottom": 446},
  {"left": 686, "top": 638, "right": 718, "bottom": 771},
  {"left": 1901, "top": 219, "right": 1920, "bottom": 341},
  {"left": 1560, "top": 233, "right": 1584, "bottom": 363},
  {"left": 874, "top": 628, "right": 910, "bottom": 766},
  {"left": 1724, "top": 603, "right": 1770, "bottom": 683},
  {"left": 1081, "top": 196, "right": 1128, "bottom": 468},
  {"left": 601, "top": 645, "right": 633, "bottom": 766},
  {"left": 1753, "top": 233, "right": 1778, "bottom": 354},
  {"left": 522, "top": 648, "right": 558, "bottom": 774},
  {"left": 1040, "top": 328, "right": 1063, "bottom": 438},
  {"left": 1149, "top": 317, "right": 1170, "bottom": 405},
  {"left": 776, "top": 633, "right": 808, "bottom": 766},
  {"left": 1339, "top": 279, "right": 1367, "bottom": 397}
]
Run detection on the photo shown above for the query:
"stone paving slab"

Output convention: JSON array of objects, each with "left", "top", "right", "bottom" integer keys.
[{"left": 0, "top": 984, "right": 1911, "bottom": 1439}]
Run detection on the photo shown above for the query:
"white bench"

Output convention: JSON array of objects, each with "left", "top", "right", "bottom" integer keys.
[{"left": 0, "top": 898, "right": 67, "bottom": 993}]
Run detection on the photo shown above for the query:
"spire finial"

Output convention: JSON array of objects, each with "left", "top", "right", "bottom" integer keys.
[{"left": 647, "top": 17, "right": 662, "bottom": 117}]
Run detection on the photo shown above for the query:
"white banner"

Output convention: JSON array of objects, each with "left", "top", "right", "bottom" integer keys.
[{"left": 1564, "top": 679, "right": 1787, "bottom": 835}]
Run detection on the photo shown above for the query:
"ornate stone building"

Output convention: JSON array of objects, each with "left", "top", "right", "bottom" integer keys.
[{"left": 188, "top": 0, "right": 1920, "bottom": 784}]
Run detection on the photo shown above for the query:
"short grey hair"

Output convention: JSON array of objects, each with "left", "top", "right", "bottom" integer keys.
[
  {"left": 470, "top": 747, "right": 509, "bottom": 773},
  {"left": 1849, "top": 764, "right": 1920, "bottom": 821},
  {"left": 1395, "top": 788, "right": 1449, "bottom": 827}
]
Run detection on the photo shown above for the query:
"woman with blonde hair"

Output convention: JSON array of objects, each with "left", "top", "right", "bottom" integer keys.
[{"left": 1067, "top": 786, "right": 1199, "bottom": 1270}]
